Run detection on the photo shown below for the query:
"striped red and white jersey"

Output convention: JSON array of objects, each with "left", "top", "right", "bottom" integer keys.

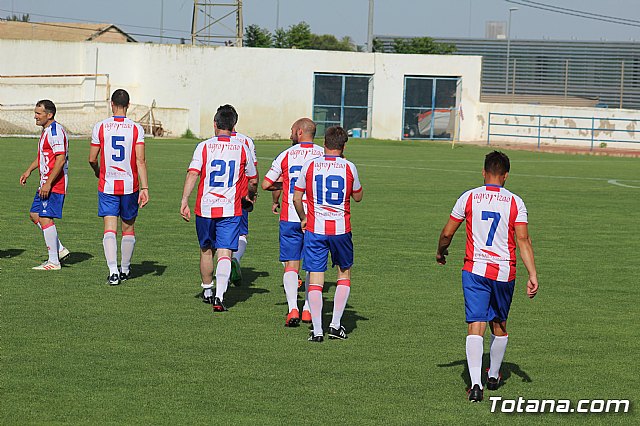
[
  {"left": 231, "top": 131, "right": 257, "bottom": 168},
  {"left": 263, "top": 142, "right": 324, "bottom": 222},
  {"left": 188, "top": 135, "right": 258, "bottom": 218},
  {"left": 38, "top": 121, "right": 68, "bottom": 194},
  {"left": 91, "top": 116, "right": 145, "bottom": 195},
  {"left": 294, "top": 155, "right": 362, "bottom": 235},
  {"left": 450, "top": 184, "right": 528, "bottom": 282}
]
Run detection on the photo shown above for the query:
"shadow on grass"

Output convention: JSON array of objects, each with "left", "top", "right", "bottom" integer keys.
[
  {"left": 61, "top": 252, "right": 93, "bottom": 266},
  {"left": 0, "top": 249, "right": 26, "bottom": 258},
  {"left": 437, "top": 355, "right": 533, "bottom": 389},
  {"left": 130, "top": 261, "right": 167, "bottom": 278},
  {"left": 193, "top": 267, "right": 270, "bottom": 308}
]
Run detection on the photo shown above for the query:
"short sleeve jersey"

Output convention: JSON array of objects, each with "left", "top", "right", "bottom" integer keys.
[
  {"left": 91, "top": 116, "right": 145, "bottom": 195},
  {"left": 231, "top": 132, "right": 257, "bottom": 168},
  {"left": 38, "top": 121, "right": 68, "bottom": 194},
  {"left": 264, "top": 142, "right": 324, "bottom": 222},
  {"left": 294, "top": 155, "right": 362, "bottom": 235},
  {"left": 188, "top": 135, "right": 258, "bottom": 218},
  {"left": 450, "top": 184, "right": 528, "bottom": 281}
]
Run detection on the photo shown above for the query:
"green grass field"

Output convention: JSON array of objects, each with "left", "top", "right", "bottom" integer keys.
[{"left": 1, "top": 136, "right": 638, "bottom": 424}]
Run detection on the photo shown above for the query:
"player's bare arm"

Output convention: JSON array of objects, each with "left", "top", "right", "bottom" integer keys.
[
  {"left": 39, "top": 153, "right": 66, "bottom": 199},
  {"left": 180, "top": 171, "right": 199, "bottom": 222},
  {"left": 20, "top": 159, "right": 39, "bottom": 185},
  {"left": 515, "top": 224, "right": 539, "bottom": 298},
  {"left": 436, "top": 218, "right": 462, "bottom": 265},
  {"left": 271, "top": 189, "right": 282, "bottom": 214},
  {"left": 135, "top": 144, "right": 149, "bottom": 208},
  {"left": 352, "top": 188, "right": 364, "bottom": 202},
  {"left": 88, "top": 145, "right": 101, "bottom": 178},
  {"left": 292, "top": 189, "right": 306, "bottom": 230}
]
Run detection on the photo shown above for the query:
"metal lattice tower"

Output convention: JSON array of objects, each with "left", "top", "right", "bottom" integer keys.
[{"left": 191, "top": 1, "right": 243, "bottom": 47}]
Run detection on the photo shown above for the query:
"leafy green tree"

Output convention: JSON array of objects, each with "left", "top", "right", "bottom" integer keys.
[
  {"left": 285, "top": 22, "right": 312, "bottom": 49},
  {"left": 309, "top": 34, "right": 356, "bottom": 51},
  {"left": 272, "top": 27, "right": 289, "bottom": 48},
  {"left": 372, "top": 38, "right": 386, "bottom": 53},
  {"left": 393, "top": 37, "right": 456, "bottom": 54},
  {"left": 6, "top": 13, "right": 29, "bottom": 22},
  {"left": 244, "top": 24, "right": 272, "bottom": 48}
]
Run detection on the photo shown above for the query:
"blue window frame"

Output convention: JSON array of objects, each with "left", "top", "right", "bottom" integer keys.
[
  {"left": 403, "top": 76, "right": 460, "bottom": 140},
  {"left": 313, "top": 73, "right": 372, "bottom": 137}
]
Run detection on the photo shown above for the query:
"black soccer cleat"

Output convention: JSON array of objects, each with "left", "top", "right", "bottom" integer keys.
[
  {"left": 107, "top": 273, "right": 120, "bottom": 286},
  {"left": 212, "top": 297, "right": 227, "bottom": 312},
  {"left": 486, "top": 375, "right": 502, "bottom": 391},
  {"left": 308, "top": 332, "right": 324, "bottom": 343},
  {"left": 467, "top": 384, "right": 483, "bottom": 402},
  {"left": 328, "top": 326, "right": 348, "bottom": 340},
  {"left": 202, "top": 294, "right": 214, "bottom": 304},
  {"left": 119, "top": 270, "right": 130, "bottom": 282}
]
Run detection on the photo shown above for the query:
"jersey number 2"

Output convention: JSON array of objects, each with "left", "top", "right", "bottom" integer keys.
[{"left": 481, "top": 211, "right": 501, "bottom": 246}]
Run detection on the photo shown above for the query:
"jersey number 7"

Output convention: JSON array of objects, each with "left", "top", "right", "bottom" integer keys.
[{"left": 481, "top": 211, "right": 501, "bottom": 246}]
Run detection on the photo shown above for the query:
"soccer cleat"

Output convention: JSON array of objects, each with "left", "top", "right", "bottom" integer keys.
[
  {"left": 467, "top": 384, "right": 483, "bottom": 402},
  {"left": 486, "top": 374, "right": 502, "bottom": 391},
  {"left": 107, "top": 273, "right": 120, "bottom": 285},
  {"left": 119, "top": 270, "right": 130, "bottom": 282},
  {"left": 58, "top": 247, "right": 70, "bottom": 262},
  {"left": 230, "top": 257, "right": 242, "bottom": 286},
  {"left": 328, "top": 325, "right": 348, "bottom": 340},
  {"left": 285, "top": 309, "right": 300, "bottom": 327},
  {"left": 212, "top": 297, "right": 227, "bottom": 312},
  {"left": 301, "top": 310, "right": 312, "bottom": 323},
  {"left": 32, "top": 261, "right": 61, "bottom": 271},
  {"left": 202, "top": 294, "right": 214, "bottom": 304},
  {"left": 308, "top": 332, "right": 324, "bottom": 343}
]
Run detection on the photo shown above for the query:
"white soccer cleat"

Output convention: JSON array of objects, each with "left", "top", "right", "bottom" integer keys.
[
  {"left": 32, "top": 261, "right": 61, "bottom": 271},
  {"left": 58, "top": 247, "right": 70, "bottom": 261}
]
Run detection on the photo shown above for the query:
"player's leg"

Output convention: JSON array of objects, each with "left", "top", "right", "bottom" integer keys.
[
  {"left": 486, "top": 278, "right": 515, "bottom": 389},
  {"left": 230, "top": 210, "right": 249, "bottom": 285},
  {"left": 301, "top": 271, "right": 311, "bottom": 323},
  {"left": 195, "top": 216, "right": 215, "bottom": 304},
  {"left": 103, "top": 216, "right": 120, "bottom": 284},
  {"left": 32, "top": 192, "right": 65, "bottom": 270},
  {"left": 462, "top": 271, "right": 492, "bottom": 401},
  {"left": 30, "top": 207, "right": 68, "bottom": 261},
  {"left": 119, "top": 192, "right": 140, "bottom": 281},
  {"left": 279, "top": 221, "right": 304, "bottom": 326},
  {"left": 303, "top": 231, "right": 329, "bottom": 341},
  {"left": 328, "top": 233, "right": 354, "bottom": 339},
  {"left": 212, "top": 216, "right": 241, "bottom": 311}
]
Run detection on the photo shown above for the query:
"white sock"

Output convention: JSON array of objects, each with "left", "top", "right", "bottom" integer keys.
[
  {"left": 42, "top": 223, "right": 60, "bottom": 264},
  {"left": 302, "top": 271, "right": 310, "bottom": 312},
  {"left": 308, "top": 285, "right": 323, "bottom": 336},
  {"left": 283, "top": 270, "right": 299, "bottom": 312},
  {"left": 330, "top": 280, "right": 351, "bottom": 329},
  {"left": 120, "top": 234, "right": 136, "bottom": 274},
  {"left": 488, "top": 334, "right": 508, "bottom": 379},
  {"left": 103, "top": 231, "right": 119, "bottom": 275},
  {"left": 233, "top": 235, "right": 248, "bottom": 263},
  {"left": 201, "top": 282, "right": 214, "bottom": 299},
  {"left": 466, "top": 335, "right": 484, "bottom": 389},
  {"left": 215, "top": 256, "right": 232, "bottom": 301},
  {"left": 38, "top": 222, "right": 65, "bottom": 253}
]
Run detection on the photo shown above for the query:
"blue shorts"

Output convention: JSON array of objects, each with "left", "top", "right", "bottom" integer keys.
[
  {"left": 195, "top": 215, "right": 241, "bottom": 250},
  {"left": 462, "top": 270, "right": 515, "bottom": 323},
  {"left": 239, "top": 209, "right": 249, "bottom": 236},
  {"left": 279, "top": 221, "right": 304, "bottom": 262},
  {"left": 302, "top": 231, "right": 353, "bottom": 272},
  {"left": 30, "top": 191, "right": 65, "bottom": 219},
  {"left": 98, "top": 191, "right": 139, "bottom": 221}
]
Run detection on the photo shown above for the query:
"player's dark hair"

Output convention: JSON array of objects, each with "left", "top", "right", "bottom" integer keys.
[
  {"left": 324, "top": 126, "right": 348, "bottom": 150},
  {"left": 36, "top": 99, "right": 56, "bottom": 118},
  {"left": 214, "top": 108, "right": 236, "bottom": 131},
  {"left": 484, "top": 151, "right": 510, "bottom": 175},
  {"left": 111, "top": 89, "right": 130, "bottom": 107},
  {"left": 217, "top": 104, "right": 238, "bottom": 127}
]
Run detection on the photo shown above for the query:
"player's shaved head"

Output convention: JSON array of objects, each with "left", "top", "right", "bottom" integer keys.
[
  {"left": 111, "top": 89, "right": 130, "bottom": 108},
  {"left": 294, "top": 118, "right": 316, "bottom": 138},
  {"left": 35, "top": 99, "right": 56, "bottom": 118},
  {"left": 324, "top": 126, "right": 348, "bottom": 151},
  {"left": 218, "top": 104, "right": 238, "bottom": 127},
  {"left": 484, "top": 151, "right": 510, "bottom": 176}
]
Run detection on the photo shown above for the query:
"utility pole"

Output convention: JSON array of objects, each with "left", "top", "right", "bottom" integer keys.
[
  {"left": 505, "top": 7, "right": 518, "bottom": 94},
  {"left": 367, "top": 0, "right": 374, "bottom": 52}
]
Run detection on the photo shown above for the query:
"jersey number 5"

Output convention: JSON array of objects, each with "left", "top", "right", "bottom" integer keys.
[
  {"left": 111, "top": 136, "right": 125, "bottom": 161},
  {"left": 481, "top": 211, "right": 501, "bottom": 246},
  {"left": 209, "top": 159, "right": 236, "bottom": 187}
]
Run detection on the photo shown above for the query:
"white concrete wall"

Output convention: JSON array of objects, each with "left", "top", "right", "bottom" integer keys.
[{"left": 0, "top": 39, "right": 482, "bottom": 140}]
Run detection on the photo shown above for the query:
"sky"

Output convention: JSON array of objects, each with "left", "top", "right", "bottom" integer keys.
[{"left": 2, "top": 0, "right": 640, "bottom": 45}]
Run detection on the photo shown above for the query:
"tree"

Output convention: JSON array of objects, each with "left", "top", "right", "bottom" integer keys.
[
  {"left": 285, "top": 22, "right": 312, "bottom": 49},
  {"left": 393, "top": 37, "right": 456, "bottom": 55},
  {"left": 272, "top": 27, "right": 289, "bottom": 48},
  {"left": 6, "top": 13, "right": 29, "bottom": 22},
  {"left": 244, "top": 24, "right": 272, "bottom": 48},
  {"left": 372, "top": 38, "right": 386, "bottom": 53},
  {"left": 309, "top": 34, "right": 356, "bottom": 51}
]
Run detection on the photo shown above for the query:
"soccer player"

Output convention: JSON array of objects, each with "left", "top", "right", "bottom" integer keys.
[
  {"left": 180, "top": 107, "right": 258, "bottom": 312},
  {"left": 293, "top": 126, "right": 363, "bottom": 342},
  {"left": 262, "top": 118, "right": 323, "bottom": 327},
  {"left": 19, "top": 100, "right": 69, "bottom": 270},
  {"left": 436, "top": 151, "right": 538, "bottom": 402},
  {"left": 89, "top": 89, "right": 149, "bottom": 285},
  {"left": 224, "top": 105, "right": 258, "bottom": 285}
]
